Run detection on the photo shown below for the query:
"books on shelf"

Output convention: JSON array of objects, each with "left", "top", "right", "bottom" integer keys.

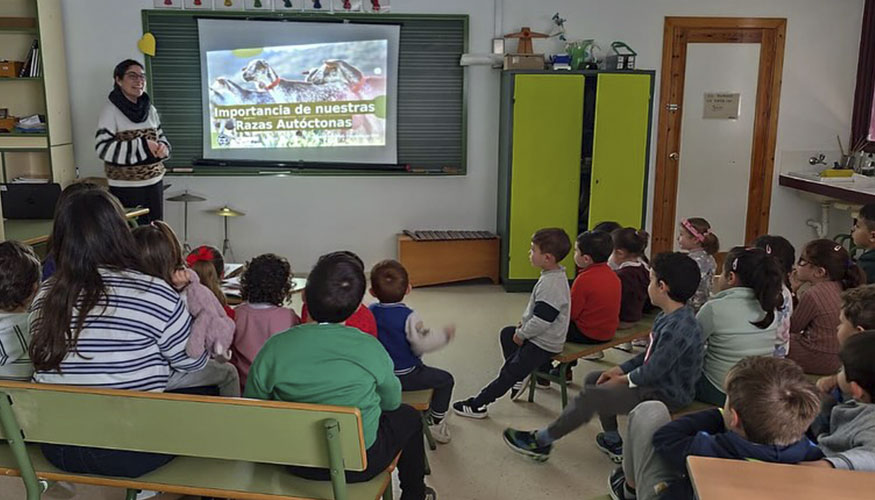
[
  {"left": 18, "top": 40, "right": 40, "bottom": 78},
  {"left": 13, "top": 114, "right": 45, "bottom": 133}
]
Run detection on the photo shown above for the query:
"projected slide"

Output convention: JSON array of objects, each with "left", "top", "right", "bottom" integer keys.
[{"left": 206, "top": 40, "right": 388, "bottom": 151}]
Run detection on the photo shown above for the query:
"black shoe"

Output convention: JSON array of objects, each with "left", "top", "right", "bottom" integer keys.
[
  {"left": 452, "top": 398, "right": 488, "bottom": 419},
  {"left": 424, "top": 485, "right": 438, "bottom": 500},
  {"left": 502, "top": 428, "right": 552, "bottom": 462},
  {"left": 596, "top": 432, "right": 624, "bottom": 463},
  {"left": 608, "top": 466, "right": 635, "bottom": 500}
]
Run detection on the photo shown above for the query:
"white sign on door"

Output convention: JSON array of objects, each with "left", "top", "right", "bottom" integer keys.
[{"left": 703, "top": 92, "right": 741, "bottom": 120}]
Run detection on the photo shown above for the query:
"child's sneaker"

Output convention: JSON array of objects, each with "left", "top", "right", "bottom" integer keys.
[
  {"left": 536, "top": 377, "right": 552, "bottom": 389},
  {"left": 631, "top": 338, "right": 649, "bottom": 348},
  {"left": 608, "top": 466, "right": 636, "bottom": 500},
  {"left": 429, "top": 419, "right": 451, "bottom": 444},
  {"left": 596, "top": 432, "right": 624, "bottom": 463},
  {"left": 452, "top": 398, "right": 488, "bottom": 419},
  {"left": 613, "top": 342, "right": 634, "bottom": 353},
  {"left": 583, "top": 351, "right": 605, "bottom": 361},
  {"left": 502, "top": 428, "right": 552, "bottom": 462},
  {"left": 510, "top": 374, "right": 531, "bottom": 400},
  {"left": 549, "top": 365, "right": 574, "bottom": 382}
]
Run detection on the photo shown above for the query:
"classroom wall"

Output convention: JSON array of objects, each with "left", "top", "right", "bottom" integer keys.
[{"left": 61, "top": 0, "right": 865, "bottom": 270}]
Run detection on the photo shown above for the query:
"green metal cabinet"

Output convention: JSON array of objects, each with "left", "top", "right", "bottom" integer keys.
[{"left": 497, "top": 70, "right": 654, "bottom": 291}]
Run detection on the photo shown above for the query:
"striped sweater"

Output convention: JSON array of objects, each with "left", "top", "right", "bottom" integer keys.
[
  {"left": 789, "top": 281, "right": 843, "bottom": 355},
  {"left": 95, "top": 100, "right": 170, "bottom": 187},
  {"left": 0, "top": 312, "right": 33, "bottom": 381},
  {"left": 30, "top": 269, "right": 208, "bottom": 392}
]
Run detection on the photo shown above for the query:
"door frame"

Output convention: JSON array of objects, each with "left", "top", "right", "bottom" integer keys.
[{"left": 651, "top": 17, "right": 787, "bottom": 255}]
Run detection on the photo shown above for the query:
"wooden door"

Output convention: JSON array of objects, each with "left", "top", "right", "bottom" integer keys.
[{"left": 651, "top": 17, "right": 787, "bottom": 255}]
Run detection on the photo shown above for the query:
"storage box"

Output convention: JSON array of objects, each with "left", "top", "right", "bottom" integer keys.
[
  {"left": 0, "top": 118, "right": 16, "bottom": 131},
  {"left": 503, "top": 54, "right": 545, "bottom": 70},
  {"left": 0, "top": 61, "right": 24, "bottom": 78}
]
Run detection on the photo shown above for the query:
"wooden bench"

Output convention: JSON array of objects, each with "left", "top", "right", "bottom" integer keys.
[
  {"left": 0, "top": 381, "right": 395, "bottom": 500},
  {"left": 526, "top": 314, "right": 658, "bottom": 409}
]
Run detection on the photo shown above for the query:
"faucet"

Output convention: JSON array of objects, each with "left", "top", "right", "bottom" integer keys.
[{"left": 809, "top": 153, "right": 827, "bottom": 166}]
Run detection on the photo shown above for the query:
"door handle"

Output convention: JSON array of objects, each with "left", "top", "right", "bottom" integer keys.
[{"left": 669, "top": 152, "right": 679, "bottom": 161}]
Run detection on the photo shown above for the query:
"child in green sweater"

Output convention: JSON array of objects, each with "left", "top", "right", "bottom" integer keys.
[{"left": 244, "top": 251, "right": 435, "bottom": 500}]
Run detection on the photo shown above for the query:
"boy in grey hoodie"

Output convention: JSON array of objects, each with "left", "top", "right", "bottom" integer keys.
[
  {"left": 805, "top": 330, "right": 875, "bottom": 471},
  {"left": 453, "top": 228, "right": 571, "bottom": 419}
]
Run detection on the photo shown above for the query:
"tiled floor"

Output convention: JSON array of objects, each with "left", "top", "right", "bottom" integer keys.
[{"left": 0, "top": 283, "right": 633, "bottom": 499}]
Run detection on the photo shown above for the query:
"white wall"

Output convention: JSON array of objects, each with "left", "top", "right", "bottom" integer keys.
[{"left": 60, "top": 0, "right": 865, "bottom": 269}]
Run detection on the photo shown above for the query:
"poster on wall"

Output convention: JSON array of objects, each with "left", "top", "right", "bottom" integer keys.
[
  {"left": 274, "top": 0, "right": 303, "bottom": 9},
  {"left": 245, "top": 0, "right": 273, "bottom": 10},
  {"left": 333, "top": 0, "right": 362, "bottom": 11},
  {"left": 215, "top": 0, "right": 244, "bottom": 10},
  {"left": 363, "top": 0, "right": 390, "bottom": 13},
  {"left": 185, "top": 0, "right": 214, "bottom": 8},
  {"left": 154, "top": 0, "right": 184, "bottom": 8}
]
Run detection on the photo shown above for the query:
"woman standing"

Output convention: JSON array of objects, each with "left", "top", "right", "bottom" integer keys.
[{"left": 95, "top": 59, "right": 170, "bottom": 222}]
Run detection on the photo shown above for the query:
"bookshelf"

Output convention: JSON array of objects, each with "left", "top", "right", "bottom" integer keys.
[{"left": 0, "top": 0, "right": 74, "bottom": 241}]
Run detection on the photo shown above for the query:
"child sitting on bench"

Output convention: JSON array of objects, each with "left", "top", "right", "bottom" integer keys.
[
  {"left": 0, "top": 241, "right": 40, "bottom": 381},
  {"left": 245, "top": 251, "right": 436, "bottom": 500},
  {"left": 502, "top": 252, "right": 704, "bottom": 463},
  {"left": 369, "top": 259, "right": 456, "bottom": 444}
]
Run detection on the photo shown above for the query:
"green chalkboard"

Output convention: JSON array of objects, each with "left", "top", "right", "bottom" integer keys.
[{"left": 142, "top": 10, "right": 467, "bottom": 176}]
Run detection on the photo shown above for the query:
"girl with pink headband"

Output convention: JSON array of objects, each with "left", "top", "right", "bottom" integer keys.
[{"left": 677, "top": 217, "right": 719, "bottom": 312}]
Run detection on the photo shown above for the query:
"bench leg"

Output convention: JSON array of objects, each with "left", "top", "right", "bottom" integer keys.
[
  {"left": 558, "top": 363, "right": 569, "bottom": 409},
  {"left": 125, "top": 489, "right": 138, "bottom": 500},
  {"left": 421, "top": 413, "right": 436, "bottom": 451},
  {"left": 0, "top": 392, "right": 43, "bottom": 500},
  {"left": 527, "top": 372, "right": 537, "bottom": 402},
  {"left": 324, "top": 419, "right": 349, "bottom": 500}
]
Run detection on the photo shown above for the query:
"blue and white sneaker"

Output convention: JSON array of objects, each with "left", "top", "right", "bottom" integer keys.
[
  {"left": 502, "top": 428, "right": 552, "bottom": 462},
  {"left": 596, "top": 432, "right": 624, "bottom": 463},
  {"left": 452, "top": 398, "right": 488, "bottom": 419}
]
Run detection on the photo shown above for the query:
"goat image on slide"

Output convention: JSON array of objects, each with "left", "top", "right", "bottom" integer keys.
[
  {"left": 241, "top": 59, "right": 349, "bottom": 103},
  {"left": 210, "top": 77, "right": 275, "bottom": 106}
]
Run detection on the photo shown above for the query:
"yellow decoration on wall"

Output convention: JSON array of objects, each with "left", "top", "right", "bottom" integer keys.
[
  {"left": 231, "top": 47, "right": 263, "bottom": 58},
  {"left": 137, "top": 33, "right": 157, "bottom": 57}
]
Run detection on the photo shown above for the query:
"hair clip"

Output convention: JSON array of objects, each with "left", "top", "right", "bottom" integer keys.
[
  {"left": 835, "top": 245, "right": 842, "bottom": 252},
  {"left": 732, "top": 257, "right": 739, "bottom": 272},
  {"left": 765, "top": 244, "right": 772, "bottom": 255}
]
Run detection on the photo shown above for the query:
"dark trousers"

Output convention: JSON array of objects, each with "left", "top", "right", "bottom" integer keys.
[
  {"left": 40, "top": 444, "right": 174, "bottom": 478},
  {"left": 110, "top": 180, "right": 164, "bottom": 223},
  {"left": 695, "top": 374, "right": 727, "bottom": 407},
  {"left": 567, "top": 321, "right": 608, "bottom": 344},
  {"left": 471, "top": 326, "right": 556, "bottom": 408},
  {"left": 289, "top": 404, "right": 426, "bottom": 500},
  {"left": 400, "top": 365, "right": 454, "bottom": 421}
]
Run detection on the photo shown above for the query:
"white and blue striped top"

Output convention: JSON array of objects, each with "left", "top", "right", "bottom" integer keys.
[{"left": 30, "top": 269, "right": 208, "bottom": 392}]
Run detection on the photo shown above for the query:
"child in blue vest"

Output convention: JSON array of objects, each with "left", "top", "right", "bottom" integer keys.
[{"left": 369, "top": 260, "right": 456, "bottom": 443}]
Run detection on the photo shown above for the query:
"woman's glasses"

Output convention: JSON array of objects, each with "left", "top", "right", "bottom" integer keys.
[{"left": 124, "top": 72, "right": 146, "bottom": 82}]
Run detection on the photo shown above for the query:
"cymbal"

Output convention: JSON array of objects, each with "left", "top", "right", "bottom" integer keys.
[
  {"left": 214, "top": 206, "right": 245, "bottom": 217},
  {"left": 167, "top": 191, "right": 206, "bottom": 203}
]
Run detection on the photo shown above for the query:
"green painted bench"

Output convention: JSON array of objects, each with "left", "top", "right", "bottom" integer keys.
[
  {"left": 527, "top": 313, "right": 659, "bottom": 409},
  {"left": 400, "top": 389, "right": 435, "bottom": 475},
  {"left": 0, "top": 381, "right": 395, "bottom": 500}
]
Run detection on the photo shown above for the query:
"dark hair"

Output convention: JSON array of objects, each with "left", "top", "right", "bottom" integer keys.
[
  {"left": 113, "top": 59, "right": 144, "bottom": 87},
  {"left": 532, "top": 228, "right": 571, "bottom": 262},
  {"left": 651, "top": 252, "right": 701, "bottom": 303},
  {"left": 45, "top": 181, "right": 105, "bottom": 263},
  {"left": 723, "top": 246, "right": 785, "bottom": 329},
  {"left": 320, "top": 250, "right": 364, "bottom": 271},
  {"left": 681, "top": 217, "right": 719, "bottom": 255},
  {"left": 187, "top": 246, "right": 227, "bottom": 308},
  {"left": 240, "top": 253, "right": 292, "bottom": 306},
  {"left": 753, "top": 235, "right": 795, "bottom": 287},
  {"left": 370, "top": 259, "right": 409, "bottom": 303},
  {"left": 132, "top": 221, "right": 184, "bottom": 287},
  {"left": 725, "top": 356, "right": 820, "bottom": 446},
  {"left": 577, "top": 231, "right": 613, "bottom": 263},
  {"left": 0, "top": 241, "right": 40, "bottom": 311},
  {"left": 592, "top": 221, "right": 622, "bottom": 234},
  {"left": 858, "top": 204, "right": 875, "bottom": 231},
  {"left": 29, "top": 190, "right": 143, "bottom": 371},
  {"left": 801, "top": 239, "right": 865, "bottom": 290},
  {"left": 612, "top": 227, "right": 649, "bottom": 256},
  {"left": 841, "top": 285, "right": 875, "bottom": 330},
  {"left": 305, "top": 252, "right": 366, "bottom": 323},
  {"left": 841, "top": 331, "right": 875, "bottom": 396}
]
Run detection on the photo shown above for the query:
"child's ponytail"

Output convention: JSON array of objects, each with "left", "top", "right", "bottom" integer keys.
[
  {"left": 725, "top": 247, "right": 784, "bottom": 329},
  {"left": 613, "top": 227, "right": 650, "bottom": 256},
  {"left": 683, "top": 217, "right": 719, "bottom": 255},
  {"left": 801, "top": 239, "right": 866, "bottom": 291}
]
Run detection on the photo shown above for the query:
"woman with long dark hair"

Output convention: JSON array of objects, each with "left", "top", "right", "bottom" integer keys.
[
  {"left": 95, "top": 59, "right": 170, "bottom": 223},
  {"left": 29, "top": 189, "right": 207, "bottom": 477}
]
